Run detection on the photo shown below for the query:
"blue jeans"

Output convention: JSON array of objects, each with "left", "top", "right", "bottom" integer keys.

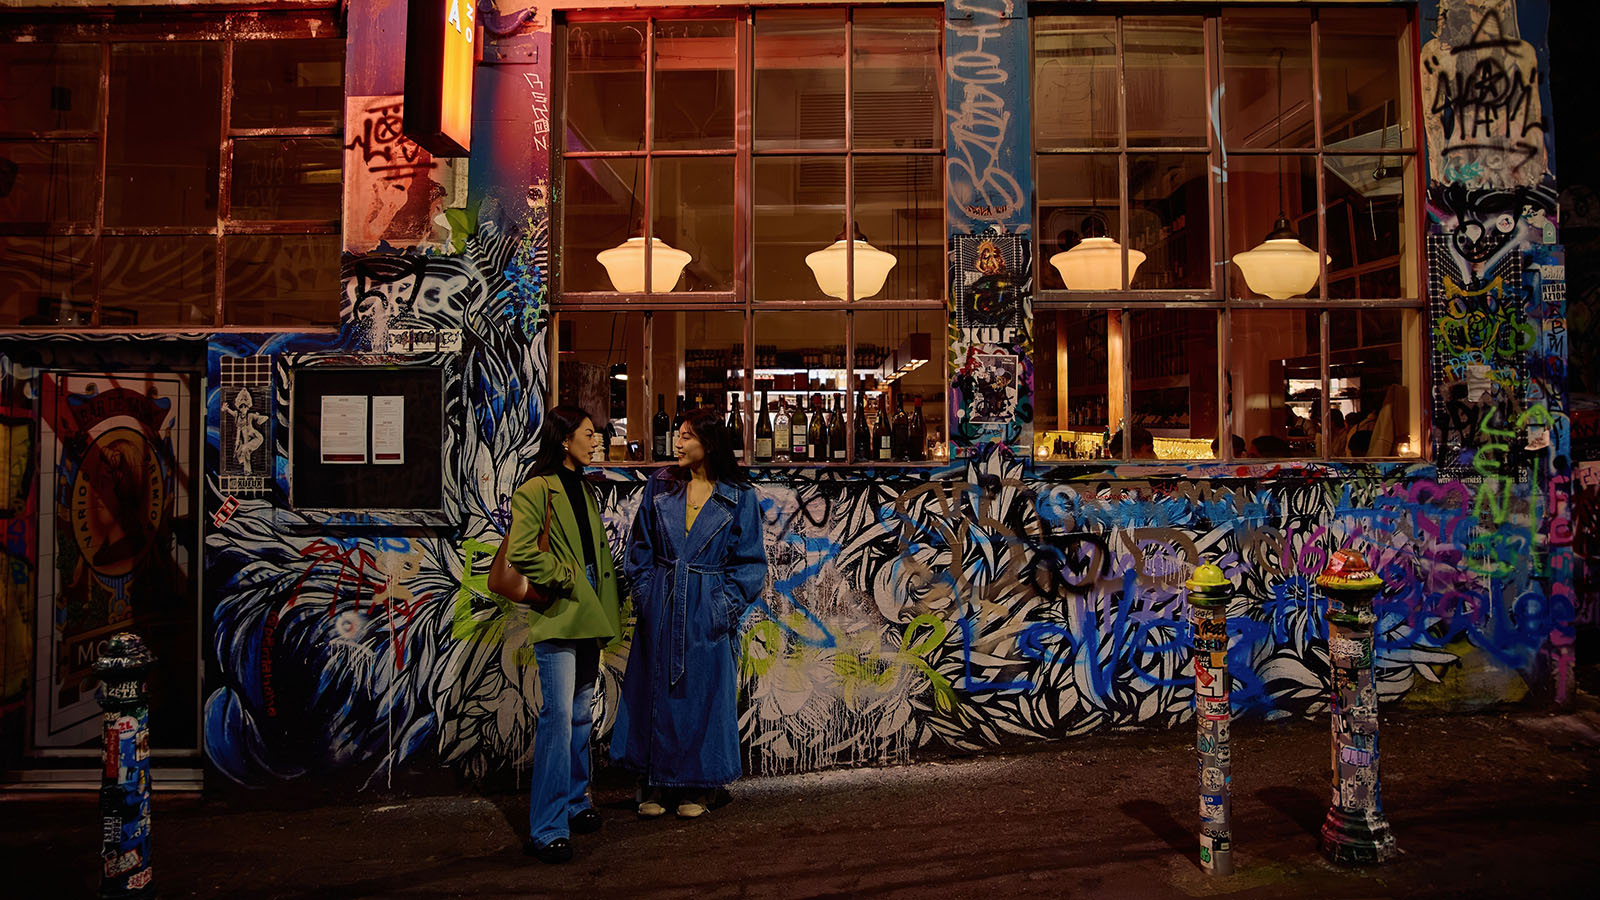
[{"left": 529, "top": 566, "right": 601, "bottom": 846}]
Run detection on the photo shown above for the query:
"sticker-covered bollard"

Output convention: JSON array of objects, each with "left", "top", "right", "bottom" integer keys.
[
  {"left": 1317, "top": 550, "right": 1398, "bottom": 865},
  {"left": 96, "top": 633, "right": 156, "bottom": 897},
  {"left": 1185, "top": 563, "right": 1235, "bottom": 875}
]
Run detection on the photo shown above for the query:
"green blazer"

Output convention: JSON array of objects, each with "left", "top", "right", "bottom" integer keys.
[{"left": 506, "top": 472, "right": 623, "bottom": 645}]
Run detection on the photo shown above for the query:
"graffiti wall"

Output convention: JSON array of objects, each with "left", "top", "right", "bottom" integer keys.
[{"left": 1, "top": 1, "right": 1576, "bottom": 788}]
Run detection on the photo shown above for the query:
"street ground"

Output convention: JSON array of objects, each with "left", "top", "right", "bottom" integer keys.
[{"left": 5, "top": 705, "right": 1598, "bottom": 899}]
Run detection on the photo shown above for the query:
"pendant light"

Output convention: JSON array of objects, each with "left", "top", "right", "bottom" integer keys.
[
  {"left": 596, "top": 230, "right": 692, "bottom": 294},
  {"left": 1231, "top": 49, "right": 1327, "bottom": 300},
  {"left": 1049, "top": 62, "right": 1143, "bottom": 291},
  {"left": 805, "top": 222, "right": 897, "bottom": 301},
  {"left": 1050, "top": 216, "right": 1146, "bottom": 292}
]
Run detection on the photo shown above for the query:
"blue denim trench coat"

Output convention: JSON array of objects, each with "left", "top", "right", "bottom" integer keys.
[{"left": 611, "top": 471, "right": 768, "bottom": 788}]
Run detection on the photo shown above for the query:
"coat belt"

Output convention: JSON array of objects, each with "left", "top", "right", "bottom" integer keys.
[{"left": 652, "top": 559, "right": 724, "bottom": 684}]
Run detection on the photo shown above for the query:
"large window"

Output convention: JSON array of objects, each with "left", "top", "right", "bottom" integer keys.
[
  {"left": 1033, "top": 8, "right": 1422, "bottom": 462},
  {"left": 0, "top": 14, "right": 343, "bottom": 328},
  {"left": 556, "top": 8, "right": 946, "bottom": 464}
]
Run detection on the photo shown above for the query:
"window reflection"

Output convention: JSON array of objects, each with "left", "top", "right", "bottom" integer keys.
[
  {"left": 1329, "top": 309, "right": 1421, "bottom": 458},
  {"left": 557, "top": 311, "right": 649, "bottom": 462},
  {"left": 565, "top": 22, "right": 647, "bottom": 152},
  {"left": 1231, "top": 310, "right": 1320, "bottom": 458}
]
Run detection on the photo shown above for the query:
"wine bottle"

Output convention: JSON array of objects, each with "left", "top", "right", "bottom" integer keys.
[
  {"left": 673, "top": 394, "right": 687, "bottom": 433},
  {"left": 729, "top": 392, "right": 745, "bottom": 461},
  {"left": 755, "top": 390, "right": 773, "bottom": 463},
  {"left": 829, "top": 394, "right": 846, "bottom": 461},
  {"left": 891, "top": 394, "right": 910, "bottom": 462},
  {"left": 774, "top": 397, "right": 791, "bottom": 460},
  {"left": 910, "top": 396, "right": 927, "bottom": 462},
  {"left": 874, "top": 397, "right": 893, "bottom": 462},
  {"left": 809, "top": 394, "right": 827, "bottom": 462},
  {"left": 652, "top": 394, "right": 670, "bottom": 461},
  {"left": 853, "top": 390, "right": 871, "bottom": 461},
  {"left": 789, "top": 395, "right": 808, "bottom": 462}
]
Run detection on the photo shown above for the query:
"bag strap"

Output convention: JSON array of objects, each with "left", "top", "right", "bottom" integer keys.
[{"left": 537, "top": 479, "right": 553, "bottom": 551}]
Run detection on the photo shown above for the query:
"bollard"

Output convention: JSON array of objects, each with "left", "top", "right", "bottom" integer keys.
[
  {"left": 95, "top": 633, "right": 156, "bottom": 897},
  {"left": 1185, "top": 562, "right": 1234, "bottom": 876},
  {"left": 1316, "top": 550, "right": 1398, "bottom": 865}
]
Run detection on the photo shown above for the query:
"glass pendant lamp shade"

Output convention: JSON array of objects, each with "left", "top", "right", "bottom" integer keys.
[
  {"left": 596, "top": 236, "right": 692, "bottom": 293},
  {"left": 1231, "top": 217, "right": 1326, "bottom": 299},
  {"left": 1050, "top": 237, "right": 1146, "bottom": 291},
  {"left": 805, "top": 226, "right": 897, "bottom": 300}
]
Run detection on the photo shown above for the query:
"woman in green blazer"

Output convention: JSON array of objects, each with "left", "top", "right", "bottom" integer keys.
[{"left": 507, "top": 405, "right": 622, "bottom": 864}]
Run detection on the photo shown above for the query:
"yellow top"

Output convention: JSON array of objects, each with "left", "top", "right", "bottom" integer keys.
[{"left": 686, "top": 493, "right": 705, "bottom": 533}]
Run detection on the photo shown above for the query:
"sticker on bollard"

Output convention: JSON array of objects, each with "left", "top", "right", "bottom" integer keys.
[
  {"left": 1316, "top": 551, "right": 1399, "bottom": 866},
  {"left": 1185, "top": 562, "right": 1237, "bottom": 877},
  {"left": 95, "top": 633, "right": 156, "bottom": 898}
]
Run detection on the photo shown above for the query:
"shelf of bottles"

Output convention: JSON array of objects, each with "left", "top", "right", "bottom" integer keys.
[{"left": 742, "top": 387, "right": 936, "bottom": 465}]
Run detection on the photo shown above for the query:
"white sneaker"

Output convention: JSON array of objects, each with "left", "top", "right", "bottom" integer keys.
[
  {"left": 676, "top": 794, "right": 709, "bottom": 819},
  {"left": 637, "top": 786, "right": 666, "bottom": 818}
]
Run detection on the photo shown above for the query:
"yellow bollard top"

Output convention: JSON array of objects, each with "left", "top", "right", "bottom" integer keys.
[
  {"left": 1185, "top": 563, "right": 1230, "bottom": 593},
  {"left": 1314, "top": 549, "right": 1383, "bottom": 591}
]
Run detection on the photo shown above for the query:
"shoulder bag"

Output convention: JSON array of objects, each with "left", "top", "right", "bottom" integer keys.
[{"left": 487, "top": 480, "right": 556, "bottom": 610}]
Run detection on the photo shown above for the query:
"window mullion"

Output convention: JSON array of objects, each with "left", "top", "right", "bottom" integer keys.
[
  {"left": 1115, "top": 15, "right": 1129, "bottom": 290},
  {"left": 844, "top": 10, "right": 855, "bottom": 308},
  {"left": 1311, "top": 10, "right": 1329, "bottom": 303},
  {"left": 216, "top": 37, "right": 234, "bottom": 326},
  {"left": 92, "top": 40, "right": 109, "bottom": 326},
  {"left": 643, "top": 20, "right": 656, "bottom": 294}
]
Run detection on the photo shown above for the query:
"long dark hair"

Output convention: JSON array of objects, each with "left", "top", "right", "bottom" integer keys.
[
  {"left": 665, "top": 407, "right": 747, "bottom": 488},
  {"left": 529, "top": 404, "right": 593, "bottom": 477}
]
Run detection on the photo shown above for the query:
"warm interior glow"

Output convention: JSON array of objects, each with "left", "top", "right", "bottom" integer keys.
[
  {"left": 1049, "top": 237, "right": 1146, "bottom": 291},
  {"left": 596, "top": 236, "right": 692, "bottom": 293},
  {"left": 805, "top": 238, "right": 897, "bottom": 300}
]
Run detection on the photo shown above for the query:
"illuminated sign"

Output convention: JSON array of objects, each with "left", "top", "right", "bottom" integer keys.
[{"left": 404, "top": 0, "right": 476, "bottom": 156}]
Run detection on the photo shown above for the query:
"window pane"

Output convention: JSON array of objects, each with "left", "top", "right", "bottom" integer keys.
[
  {"left": 223, "top": 234, "right": 339, "bottom": 326},
  {"left": 654, "top": 20, "right": 735, "bottom": 150},
  {"left": 99, "top": 235, "right": 215, "bottom": 326},
  {"left": 1130, "top": 309, "right": 1217, "bottom": 459},
  {"left": 1330, "top": 309, "right": 1421, "bottom": 458},
  {"left": 653, "top": 311, "right": 747, "bottom": 460},
  {"left": 556, "top": 311, "right": 648, "bottom": 461},
  {"left": 0, "top": 141, "right": 96, "bottom": 227},
  {"left": 1128, "top": 153, "right": 1209, "bottom": 290},
  {"left": 854, "top": 155, "right": 942, "bottom": 300},
  {"left": 652, "top": 157, "right": 734, "bottom": 291},
  {"left": 1326, "top": 155, "right": 1416, "bottom": 298},
  {"left": 0, "top": 235, "right": 95, "bottom": 326},
  {"left": 1221, "top": 10, "right": 1313, "bottom": 149},
  {"left": 562, "top": 157, "right": 640, "bottom": 292},
  {"left": 1320, "top": 8, "right": 1413, "bottom": 151},
  {"left": 852, "top": 10, "right": 941, "bottom": 150},
  {"left": 853, "top": 310, "right": 943, "bottom": 462},
  {"left": 0, "top": 43, "right": 100, "bottom": 132},
  {"left": 231, "top": 137, "right": 342, "bottom": 221},
  {"left": 1036, "top": 309, "right": 1115, "bottom": 461},
  {"left": 231, "top": 38, "right": 344, "bottom": 129},
  {"left": 1038, "top": 154, "right": 1122, "bottom": 291},
  {"left": 1124, "top": 17, "right": 1207, "bottom": 147},
  {"left": 565, "top": 22, "right": 646, "bottom": 152},
  {"left": 753, "top": 155, "right": 843, "bottom": 301},
  {"left": 754, "top": 11, "right": 846, "bottom": 151},
  {"left": 107, "top": 43, "right": 222, "bottom": 227},
  {"left": 1033, "top": 16, "right": 1118, "bottom": 149},
  {"left": 1225, "top": 154, "right": 1321, "bottom": 299},
  {"left": 1231, "top": 309, "right": 1320, "bottom": 458},
  {"left": 752, "top": 311, "right": 845, "bottom": 464}
]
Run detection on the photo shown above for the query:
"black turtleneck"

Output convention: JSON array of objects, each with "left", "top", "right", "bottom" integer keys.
[{"left": 555, "top": 465, "right": 598, "bottom": 576}]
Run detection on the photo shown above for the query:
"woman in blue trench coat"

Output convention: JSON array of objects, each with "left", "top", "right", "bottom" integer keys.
[{"left": 612, "top": 407, "right": 768, "bottom": 818}]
